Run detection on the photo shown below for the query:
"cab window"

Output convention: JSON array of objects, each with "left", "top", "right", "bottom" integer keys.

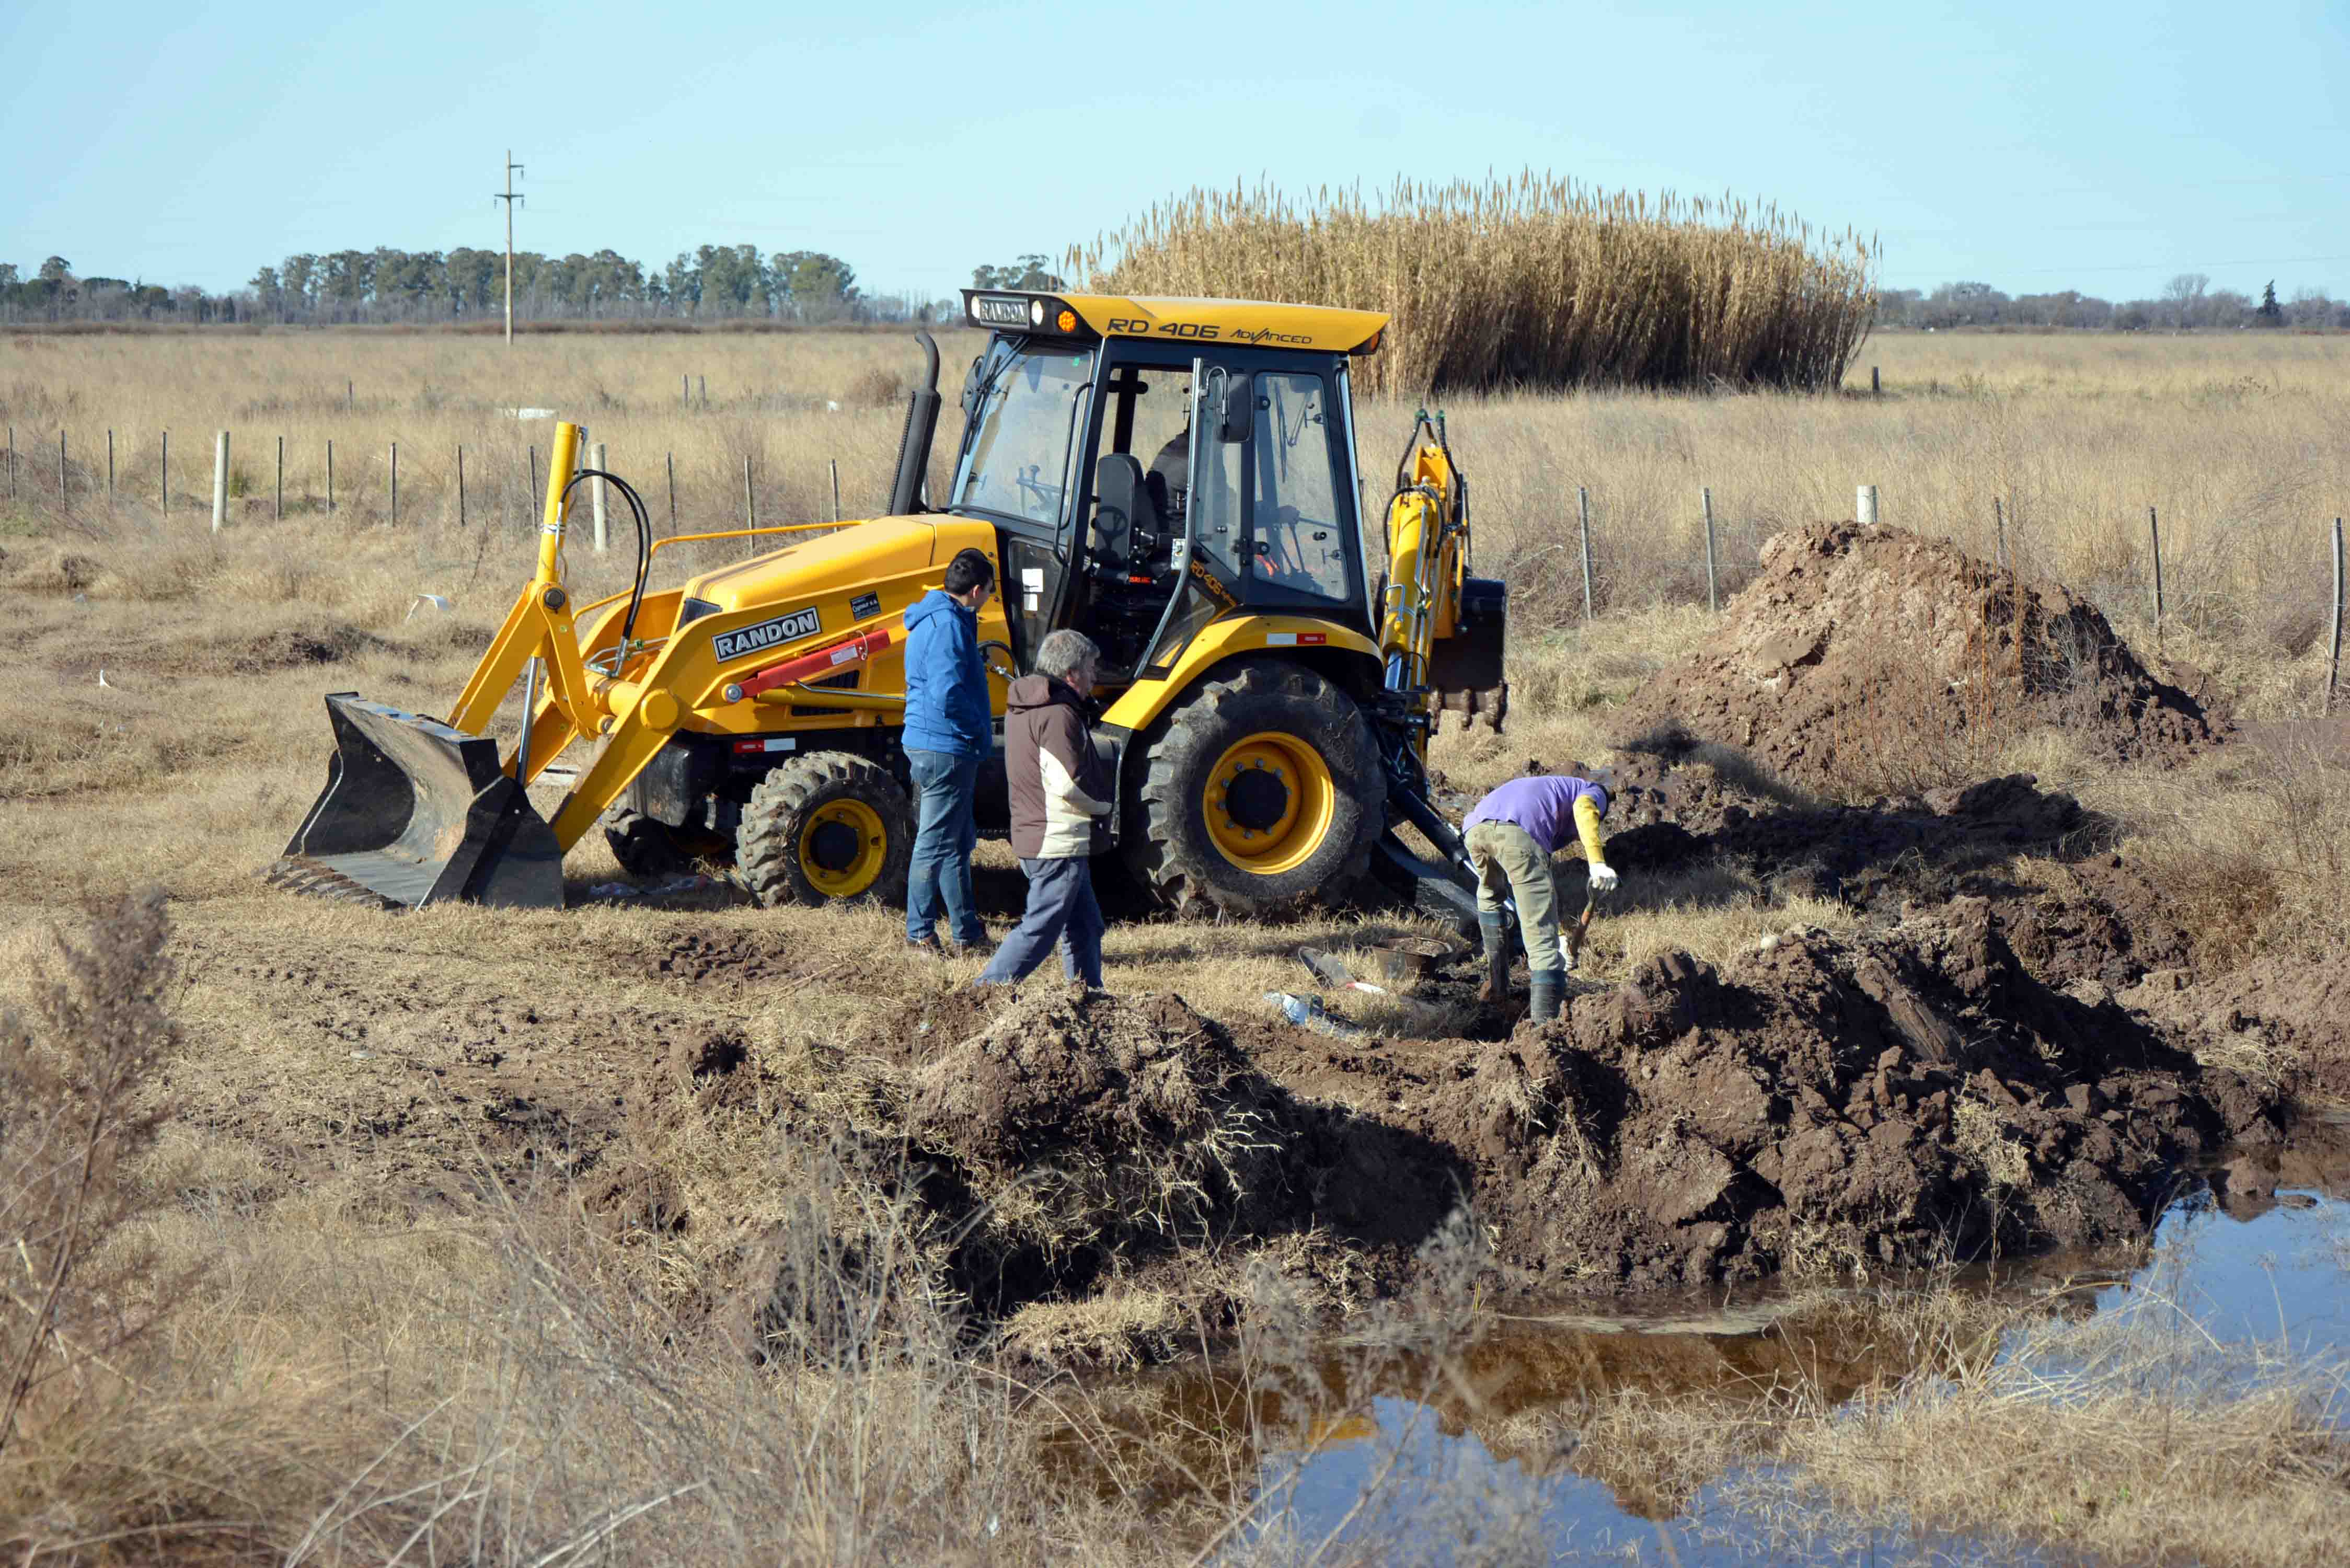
[
  {"left": 951, "top": 344, "right": 1094, "bottom": 528},
  {"left": 1246, "top": 372, "right": 1351, "bottom": 603}
]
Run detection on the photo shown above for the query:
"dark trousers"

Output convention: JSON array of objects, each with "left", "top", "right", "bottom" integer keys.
[
  {"left": 975, "top": 856, "right": 1104, "bottom": 987},
  {"left": 905, "top": 749, "right": 983, "bottom": 946}
]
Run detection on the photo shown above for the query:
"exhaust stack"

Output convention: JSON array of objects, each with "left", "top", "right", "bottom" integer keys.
[{"left": 888, "top": 330, "right": 942, "bottom": 516}]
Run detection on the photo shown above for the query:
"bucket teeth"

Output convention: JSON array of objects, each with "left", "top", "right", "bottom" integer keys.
[{"left": 261, "top": 856, "right": 401, "bottom": 910}]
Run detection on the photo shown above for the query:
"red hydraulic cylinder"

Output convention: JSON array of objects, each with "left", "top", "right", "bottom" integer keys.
[{"left": 720, "top": 627, "right": 891, "bottom": 704}]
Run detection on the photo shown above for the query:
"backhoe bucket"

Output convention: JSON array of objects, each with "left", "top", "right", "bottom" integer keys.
[
  {"left": 1430, "top": 574, "right": 1509, "bottom": 732},
  {"left": 265, "top": 693, "right": 563, "bottom": 909}
]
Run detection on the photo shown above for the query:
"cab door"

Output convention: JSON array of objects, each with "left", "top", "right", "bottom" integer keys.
[{"left": 1137, "top": 359, "right": 1243, "bottom": 676}]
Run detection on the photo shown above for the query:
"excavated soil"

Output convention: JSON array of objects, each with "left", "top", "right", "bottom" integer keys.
[
  {"left": 1624, "top": 522, "right": 2227, "bottom": 796},
  {"left": 717, "top": 883, "right": 2284, "bottom": 1358}
]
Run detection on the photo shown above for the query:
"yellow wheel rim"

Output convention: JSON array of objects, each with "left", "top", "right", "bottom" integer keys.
[
  {"left": 798, "top": 798, "right": 888, "bottom": 897},
  {"left": 1203, "top": 730, "right": 1335, "bottom": 875}
]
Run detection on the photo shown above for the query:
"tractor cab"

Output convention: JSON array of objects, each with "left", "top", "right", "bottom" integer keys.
[{"left": 944, "top": 290, "right": 1387, "bottom": 690}]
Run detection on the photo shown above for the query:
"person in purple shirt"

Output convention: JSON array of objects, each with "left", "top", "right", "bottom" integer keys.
[{"left": 1462, "top": 770, "right": 1620, "bottom": 1023}]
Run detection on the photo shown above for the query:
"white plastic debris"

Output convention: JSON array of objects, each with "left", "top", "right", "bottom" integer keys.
[
  {"left": 96, "top": 668, "right": 112, "bottom": 688},
  {"left": 502, "top": 408, "right": 557, "bottom": 420},
  {"left": 1265, "top": 991, "right": 1368, "bottom": 1040},
  {"left": 405, "top": 593, "right": 453, "bottom": 621}
]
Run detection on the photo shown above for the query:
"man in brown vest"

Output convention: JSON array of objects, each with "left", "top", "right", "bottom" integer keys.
[{"left": 975, "top": 629, "right": 1113, "bottom": 988}]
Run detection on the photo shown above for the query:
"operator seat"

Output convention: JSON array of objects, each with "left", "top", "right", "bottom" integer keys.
[{"left": 1147, "top": 426, "right": 1189, "bottom": 525}]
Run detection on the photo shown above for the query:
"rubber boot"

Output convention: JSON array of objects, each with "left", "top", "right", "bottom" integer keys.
[
  {"left": 1478, "top": 915, "right": 1510, "bottom": 1006},
  {"left": 1528, "top": 970, "right": 1566, "bottom": 1027}
]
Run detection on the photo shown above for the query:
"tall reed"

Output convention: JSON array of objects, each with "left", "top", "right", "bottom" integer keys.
[{"left": 1070, "top": 175, "right": 1878, "bottom": 397}]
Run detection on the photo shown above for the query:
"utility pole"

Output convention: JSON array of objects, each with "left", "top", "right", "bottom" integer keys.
[{"left": 496, "top": 149, "right": 525, "bottom": 344}]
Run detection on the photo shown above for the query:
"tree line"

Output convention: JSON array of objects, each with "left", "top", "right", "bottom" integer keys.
[
  {"left": 1878, "top": 274, "right": 2350, "bottom": 332},
  {"left": 0, "top": 245, "right": 974, "bottom": 326}
]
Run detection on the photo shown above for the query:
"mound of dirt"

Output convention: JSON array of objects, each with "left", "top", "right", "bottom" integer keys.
[
  {"left": 739, "top": 987, "right": 1305, "bottom": 1341},
  {"left": 2125, "top": 953, "right": 2350, "bottom": 1103},
  {"left": 1625, "top": 522, "right": 2226, "bottom": 796},
  {"left": 1476, "top": 899, "right": 2269, "bottom": 1286}
]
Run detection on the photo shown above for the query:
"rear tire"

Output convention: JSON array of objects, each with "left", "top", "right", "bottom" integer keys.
[
  {"left": 1128, "top": 659, "right": 1383, "bottom": 918},
  {"left": 737, "top": 752, "right": 916, "bottom": 909}
]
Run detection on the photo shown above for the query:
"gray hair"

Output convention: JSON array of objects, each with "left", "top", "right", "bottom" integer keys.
[{"left": 1033, "top": 628, "right": 1101, "bottom": 682}]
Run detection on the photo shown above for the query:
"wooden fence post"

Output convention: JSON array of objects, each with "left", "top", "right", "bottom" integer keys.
[
  {"left": 743, "top": 455, "right": 755, "bottom": 529},
  {"left": 666, "top": 452, "right": 677, "bottom": 532},
  {"left": 160, "top": 430, "right": 168, "bottom": 514},
  {"left": 6, "top": 425, "right": 14, "bottom": 500},
  {"left": 528, "top": 445, "right": 538, "bottom": 513},
  {"left": 682, "top": 374, "right": 689, "bottom": 409},
  {"left": 389, "top": 442, "right": 398, "bottom": 525},
  {"left": 2326, "top": 517, "right": 2343, "bottom": 718},
  {"left": 59, "top": 430, "right": 68, "bottom": 512},
  {"left": 457, "top": 445, "right": 467, "bottom": 528},
  {"left": 699, "top": 375, "right": 707, "bottom": 407},
  {"left": 326, "top": 439, "right": 335, "bottom": 514},
  {"left": 107, "top": 429, "right": 115, "bottom": 510},
  {"left": 1994, "top": 496, "right": 2007, "bottom": 569},
  {"left": 274, "top": 436, "right": 283, "bottom": 520},
  {"left": 830, "top": 458, "right": 842, "bottom": 523},
  {"left": 1871, "top": 365, "right": 1881, "bottom": 396},
  {"left": 1701, "top": 487, "right": 1719, "bottom": 613},
  {"left": 1857, "top": 484, "right": 1879, "bottom": 525},
  {"left": 2148, "top": 505, "right": 2165, "bottom": 645},
  {"left": 346, "top": 379, "right": 353, "bottom": 412},
  {"left": 591, "top": 441, "right": 608, "bottom": 551},
  {"left": 211, "top": 430, "right": 229, "bottom": 533},
  {"left": 1577, "top": 485, "right": 1595, "bottom": 622}
]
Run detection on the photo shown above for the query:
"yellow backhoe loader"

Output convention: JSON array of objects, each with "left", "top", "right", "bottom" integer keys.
[{"left": 268, "top": 291, "right": 1508, "bottom": 921}]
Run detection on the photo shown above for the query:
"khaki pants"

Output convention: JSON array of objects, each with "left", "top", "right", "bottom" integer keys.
[{"left": 1464, "top": 820, "right": 1565, "bottom": 976}]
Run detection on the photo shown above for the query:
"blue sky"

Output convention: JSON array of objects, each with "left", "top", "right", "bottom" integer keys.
[{"left": 4, "top": 0, "right": 2346, "bottom": 302}]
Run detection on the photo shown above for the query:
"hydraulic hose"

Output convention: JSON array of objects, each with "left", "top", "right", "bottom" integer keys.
[{"left": 562, "top": 468, "right": 654, "bottom": 647}]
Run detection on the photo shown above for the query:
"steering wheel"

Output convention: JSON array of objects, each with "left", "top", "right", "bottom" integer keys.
[
  {"left": 1253, "top": 505, "right": 1315, "bottom": 582},
  {"left": 1015, "top": 464, "right": 1064, "bottom": 520}
]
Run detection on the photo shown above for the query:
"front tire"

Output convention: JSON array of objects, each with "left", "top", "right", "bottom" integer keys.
[
  {"left": 1129, "top": 659, "right": 1383, "bottom": 918},
  {"left": 603, "top": 808, "right": 692, "bottom": 878},
  {"left": 737, "top": 752, "right": 915, "bottom": 909}
]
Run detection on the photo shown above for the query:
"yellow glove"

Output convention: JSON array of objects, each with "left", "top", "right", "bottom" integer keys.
[{"left": 1573, "top": 795, "right": 1609, "bottom": 867}]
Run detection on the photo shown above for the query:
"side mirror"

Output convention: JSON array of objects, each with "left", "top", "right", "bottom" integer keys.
[
  {"left": 1218, "top": 372, "right": 1255, "bottom": 443},
  {"left": 1091, "top": 454, "right": 1157, "bottom": 573},
  {"left": 960, "top": 355, "right": 985, "bottom": 417}
]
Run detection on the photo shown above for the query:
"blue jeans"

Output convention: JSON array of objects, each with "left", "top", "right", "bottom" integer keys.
[
  {"left": 905, "top": 749, "right": 984, "bottom": 946},
  {"left": 976, "top": 856, "right": 1104, "bottom": 987}
]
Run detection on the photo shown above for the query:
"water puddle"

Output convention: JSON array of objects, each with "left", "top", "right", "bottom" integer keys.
[{"left": 1147, "top": 1116, "right": 2350, "bottom": 1564}]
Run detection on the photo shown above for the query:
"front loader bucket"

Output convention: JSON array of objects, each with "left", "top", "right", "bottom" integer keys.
[{"left": 265, "top": 693, "right": 563, "bottom": 910}]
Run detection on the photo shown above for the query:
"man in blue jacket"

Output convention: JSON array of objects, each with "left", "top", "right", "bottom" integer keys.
[{"left": 902, "top": 547, "right": 997, "bottom": 953}]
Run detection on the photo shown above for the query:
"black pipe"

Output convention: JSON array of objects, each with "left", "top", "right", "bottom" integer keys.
[{"left": 889, "top": 330, "right": 943, "bottom": 516}]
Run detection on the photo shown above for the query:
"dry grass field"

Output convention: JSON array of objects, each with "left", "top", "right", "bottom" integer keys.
[{"left": 5, "top": 325, "right": 2350, "bottom": 1564}]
